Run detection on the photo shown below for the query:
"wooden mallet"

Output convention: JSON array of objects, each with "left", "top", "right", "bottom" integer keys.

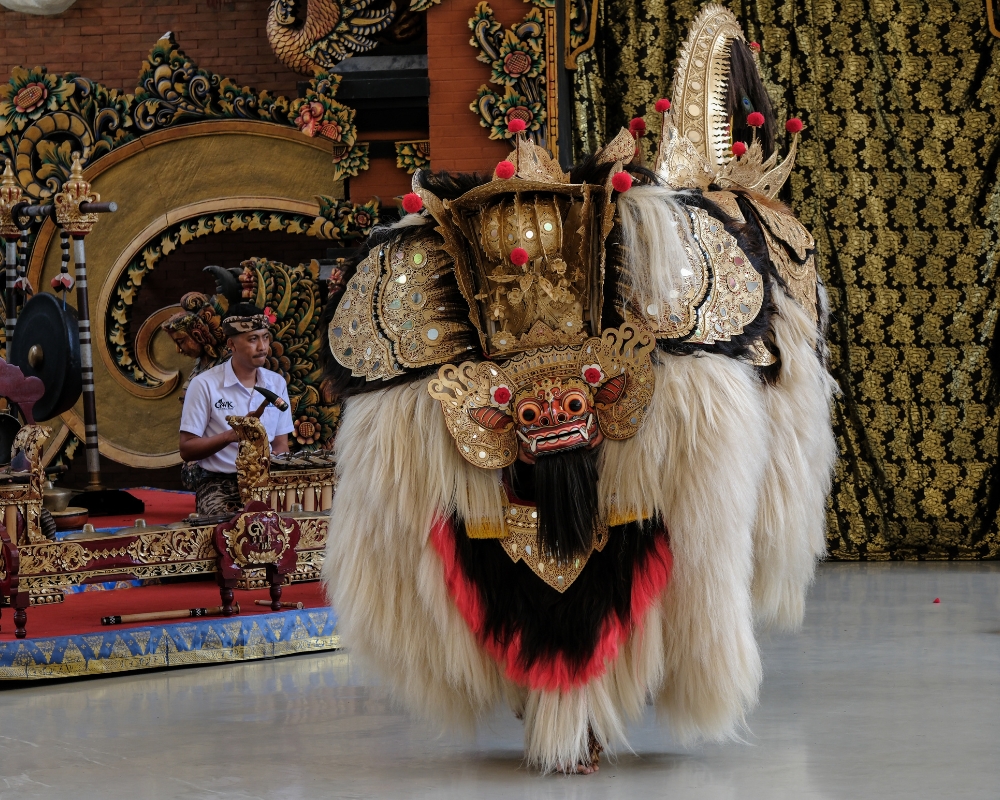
[
  {"left": 250, "top": 385, "right": 289, "bottom": 418},
  {"left": 101, "top": 602, "right": 239, "bottom": 626}
]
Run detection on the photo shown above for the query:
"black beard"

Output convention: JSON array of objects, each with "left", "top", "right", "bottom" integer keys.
[{"left": 530, "top": 445, "right": 601, "bottom": 561}]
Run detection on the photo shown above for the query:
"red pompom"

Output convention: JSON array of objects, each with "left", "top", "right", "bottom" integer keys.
[
  {"left": 583, "top": 367, "right": 603, "bottom": 385},
  {"left": 495, "top": 161, "right": 516, "bottom": 180},
  {"left": 492, "top": 386, "right": 511, "bottom": 405},
  {"left": 732, "top": 141, "right": 747, "bottom": 157},
  {"left": 401, "top": 192, "right": 423, "bottom": 214},
  {"left": 750, "top": 41, "right": 761, "bottom": 52},
  {"left": 933, "top": 598, "right": 941, "bottom": 603},
  {"left": 611, "top": 171, "right": 633, "bottom": 193},
  {"left": 510, "top": 247, "right": 529, "bottom": 266},
  {"left": 747, "top": 111, "right": 765, "bottom": 128},
  {"left": 785, "top": 117, "right": 804, "bottom": 134},
  {"left": 629, "top": 117, "right": 646, "bottom": 136},
  {"left": 507, "top": 118, "right": 527, "bottom": 134},
  {"left": 655, "top": 98, "right": 671, "bottom": 113}
]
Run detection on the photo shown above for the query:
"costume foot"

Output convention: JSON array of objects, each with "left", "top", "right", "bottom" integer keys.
[{"left": 557, "top": 726, "right": 602, "bottom": 774}]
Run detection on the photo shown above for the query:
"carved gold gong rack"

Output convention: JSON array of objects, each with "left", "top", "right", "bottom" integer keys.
[{"left": 4, "top": 154, "right": 118, "bottom": 494}]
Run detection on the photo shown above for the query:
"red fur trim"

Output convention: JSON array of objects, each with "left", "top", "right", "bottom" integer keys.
[{"left": 429, "top": 517, "right": 673, "bottom": 692}]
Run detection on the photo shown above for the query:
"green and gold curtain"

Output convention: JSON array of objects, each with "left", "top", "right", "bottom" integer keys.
[{"left": 572, "top": 0, "right": 1000, "bottom": 558}]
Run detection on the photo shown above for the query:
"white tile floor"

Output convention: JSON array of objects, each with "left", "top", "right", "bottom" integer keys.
[{"left": 1, "top": 562, "right": 998, "bottom": 799}]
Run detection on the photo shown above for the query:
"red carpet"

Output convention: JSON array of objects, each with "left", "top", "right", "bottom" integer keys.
[
  {"left": 0, "top": 579, "right": 329, "bottom": 640},
  {"left": 86, "top": 487, "right": 196, "bottom": 528}
]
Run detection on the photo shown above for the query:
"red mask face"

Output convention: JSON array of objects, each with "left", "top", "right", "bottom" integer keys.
[{"left": 512, "top": 378, "right": 601, "bottom": 461}]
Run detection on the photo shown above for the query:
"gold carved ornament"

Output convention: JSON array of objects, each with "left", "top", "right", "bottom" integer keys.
[
  {"left": 53, "top": 154, "right": 100, "bottom": 236},
  {"left": 222, "top": 512, "right": 295, "bottom": 568},
  {"left": 0, "top": 161, "right": 24, "bottom": 239},
  {"left": 626, "top": 205, "right": 765, "bottom": 348},
  {"left": 742, "top": 195, "right": 819, "bottom": 325},
  {"left": 652, "top": 5, "right": 802, "bottom": 200},
  {"left": 495, "top": 494, "right": 609, "bottom": 592},
  {"left": 327, "top": 232, "right": 477, "bottom": 381},
  {"left": 226, "top": 415, "right": 271, "bottom": 503},
  {"left": 427, "top": 322, "right": 655, "bottom": 470}
]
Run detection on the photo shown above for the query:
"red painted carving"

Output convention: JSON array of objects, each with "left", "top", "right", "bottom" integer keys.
[{"left": 213, "top": 501, "right": 301, "bottom": 615}]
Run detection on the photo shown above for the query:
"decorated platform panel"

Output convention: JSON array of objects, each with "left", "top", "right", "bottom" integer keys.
[{"left": 0, "top": 580, "right": 338, "bottom": 680}]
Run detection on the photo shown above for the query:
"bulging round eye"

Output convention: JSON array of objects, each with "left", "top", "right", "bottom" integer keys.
[
  {"left": 563, "top": 390, "right": 587, "bottom": 415},
  {"left": 517, "top": 399, "right": 542, "bottom": 425}
]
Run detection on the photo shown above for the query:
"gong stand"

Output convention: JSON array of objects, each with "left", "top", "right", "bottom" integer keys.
[
  {"left": 50, "top": 156, "right": 137, "bottom": 514},
  {"left": 0, "top": 161, "right": 24, "bottom": 359}
]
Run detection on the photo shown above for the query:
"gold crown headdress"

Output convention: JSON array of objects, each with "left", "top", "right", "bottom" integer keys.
[
  {"left": 654, "top": 3, "right": 801, "bottom": 198},
  {"left": 412, "top": 124, "right": 635, "bottom": 359},
  {"left": 416, "top": 123, "right": 655, "bottom": 471}
]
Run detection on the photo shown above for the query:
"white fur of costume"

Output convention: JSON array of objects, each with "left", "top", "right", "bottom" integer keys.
[{"left": 324, "top": 330, "right": 833, "bottom": 770}]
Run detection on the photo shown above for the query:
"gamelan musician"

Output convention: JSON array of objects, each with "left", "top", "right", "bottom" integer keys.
[{"left": 178, "top": 303, "right": 292, "bottom": 515}]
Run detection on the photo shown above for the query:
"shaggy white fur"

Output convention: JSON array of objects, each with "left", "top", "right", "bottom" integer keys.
[
  {"left": 615, "top": 187, "right": 691, "bottom": 316},
  {"left": 325, "top": 335, "right": 829, "bottom": 768},
  {"left": 599, "top": 353, "right": 768, "bottom": 744},
  {"left": 323, "top": 383, "right": 508, "bottom": 729},
  {"left": 750, "top": 285, "right": 838, "bottom": 630}
]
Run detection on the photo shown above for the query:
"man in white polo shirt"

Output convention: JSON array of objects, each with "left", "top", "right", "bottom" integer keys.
[{"left": 179, "top": 303, "right": 293, "bottom": 515}]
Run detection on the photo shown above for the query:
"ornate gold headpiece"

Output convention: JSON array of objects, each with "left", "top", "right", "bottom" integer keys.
[
  {"left": 412, "top": 126, "right": 657, "bottom": 469},
  {"left": 413, "top": 127, "right": 635, "bottom": 359},
  {"left": 654, "top": 3, "right": 800, "bottom": 199}
]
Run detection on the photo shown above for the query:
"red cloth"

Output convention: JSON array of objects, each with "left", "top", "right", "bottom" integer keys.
[
  {"left": 0, "top": 580, "right": 328, "bottom": 640},
  {"left": 88, "top": 487, "right": 196, "bottom": 527}
]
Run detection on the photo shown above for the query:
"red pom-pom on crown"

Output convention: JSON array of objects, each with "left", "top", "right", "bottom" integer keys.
[
  {"left": 495, "top": 161, "right": 516, "bottom": 180},
  {"left": 655, "top": 98, "right": 671, "bottom": 113},
  {"left": 611, "top": 171, "right": 633, "bottom": 193},
  {"left": 747, "top": 111, "right": 765, "bottom": 128},
  {"left": 732, "top": 141, "right": 747, "bottom": 157},
  {"left": 750, "top": 41, "right": 761, "bottom": 52},
  {"left": 507, "top": 118, "right": 527, "bottom": 134},
  {"left": 401, "top": 192, "right": 423, "bottom": 214},
  {"left": 785, "top": 117, "right": 804, "bottom": 134},
  {"left": 510, "top": 247, "right": 529, "bottom": 266},
  {"left": 629, "top": 117, "right": 647, "bottom": 136}
]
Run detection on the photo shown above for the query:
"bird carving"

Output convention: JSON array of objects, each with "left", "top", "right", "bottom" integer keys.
[{"left": 267, "top": 0, "right": 398, "bottom": 75}]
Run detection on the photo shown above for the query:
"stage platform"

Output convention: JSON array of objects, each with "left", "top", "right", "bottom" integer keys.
[{"left": 0, "top": 579, "right": 338, "bottom": 680}]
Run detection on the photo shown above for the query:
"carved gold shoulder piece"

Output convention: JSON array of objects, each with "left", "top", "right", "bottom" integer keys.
[
  {"left": 743, "top": 196, "right": 819, "bottom": 323},
  {"left": 630, "top": 206, "right": 764, "bottom": 345},
  {"left": 328, "top": 230, "right": 477, "bottom": 380}
]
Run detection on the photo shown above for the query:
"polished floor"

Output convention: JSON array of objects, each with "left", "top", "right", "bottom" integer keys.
[{"left": 1, "top": 562, "right": 998, "bottom": 799}]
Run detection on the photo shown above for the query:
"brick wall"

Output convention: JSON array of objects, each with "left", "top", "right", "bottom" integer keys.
[
  {"left": 426, "top": 0, "right": 522, "bottom": 174},
  {"left": 0, "top": 0, "right": 300, "bottom": 95}
]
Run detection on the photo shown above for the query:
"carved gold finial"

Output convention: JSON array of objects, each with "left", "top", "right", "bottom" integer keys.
[
  {"left": 0, "top": 160, "right": 23, "bottom": 239},
  {"left": 54, "top": 152, "right": 99, "bottom": 235}
]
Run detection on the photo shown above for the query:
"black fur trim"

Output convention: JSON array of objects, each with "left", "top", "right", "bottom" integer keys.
[
  {"left": 532, "top": 447, "right": 601, "bottom": 560},
  {"left": 453, "top": 515, "right": 666, "bottom": 671},
  {"left": 727, "top": 39, "right": 776, "bottom": 158}
]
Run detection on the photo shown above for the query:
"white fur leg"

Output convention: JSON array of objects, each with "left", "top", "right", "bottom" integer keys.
[
  {"left": 323, "top": 382, "right": 508, "bottom": 729},
  {"left": 600, "top": 353, "right": 767, "bottom": 744},
  {"left": 751, "top": 287, "right": 838, "bottom": 630}
]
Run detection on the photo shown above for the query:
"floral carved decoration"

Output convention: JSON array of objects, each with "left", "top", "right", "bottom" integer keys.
[
  {"left": 469, "top": 1, "right": 549, "bottom": 145},
  {"left": 0, "top": 34, "right": 368, "bottom": 202}
]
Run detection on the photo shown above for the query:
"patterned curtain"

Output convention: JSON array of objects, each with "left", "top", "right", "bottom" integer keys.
[{"left": 571, "top": 0, "right": 1000, "bottom": 559}]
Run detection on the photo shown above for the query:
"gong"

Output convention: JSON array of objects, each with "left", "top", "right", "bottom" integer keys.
[{"left": 10, "top": 293, "right": 83, "bottom": 421}]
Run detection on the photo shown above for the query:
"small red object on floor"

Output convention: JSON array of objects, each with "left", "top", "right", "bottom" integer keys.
[{"left": 933, "top": 598, "right": 940, "bottom": 603}]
